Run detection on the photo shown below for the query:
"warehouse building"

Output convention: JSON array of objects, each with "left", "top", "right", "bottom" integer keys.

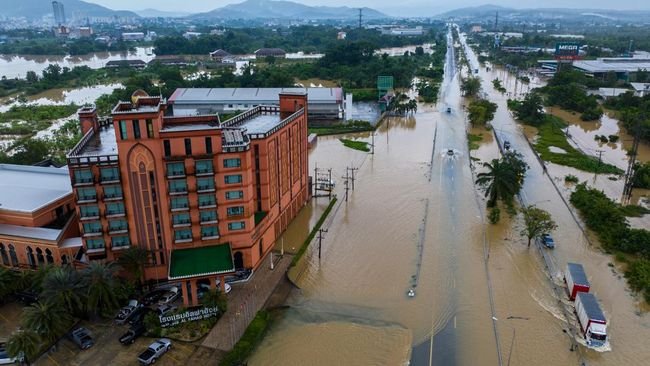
[{"left": 169, "top": 87, "right": 345, "bottom": 120}]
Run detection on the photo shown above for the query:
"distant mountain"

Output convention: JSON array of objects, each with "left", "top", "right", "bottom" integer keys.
[
  {"left": 192, "top": 0, "right": 389, "bottom": 20},
  {"left": 438, "top": 4, "right": 650, "bottom": 22},
  {"left": 135, "top": 9, "right": 192, "bottom": 18},
  {"left": 3, "top": 0, "right": 138, "bottom": 20}
]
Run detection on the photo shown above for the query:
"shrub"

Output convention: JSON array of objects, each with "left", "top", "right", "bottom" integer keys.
[
  {"left": 488, "top": 207, "right": 501, "bottom": 224},
  {"left": 564, "top": 174, "right": 579, "bottom": 184}
]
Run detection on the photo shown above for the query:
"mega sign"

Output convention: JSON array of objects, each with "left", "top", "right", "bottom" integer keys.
[
  {"left": 159, "top": 306, "right": 219, "bottom": 328},
  {"left": 555, "top": 42, "right": 581, "bottom": 60}
]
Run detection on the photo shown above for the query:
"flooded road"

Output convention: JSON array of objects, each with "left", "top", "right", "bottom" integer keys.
[
  {"left": 250, "top": 27, "right": 499, "bottom": 366},
  {"left": 0, "top": 83, "right": 123, "bottom": 113},
  {"left": 461, "top": 31, "right": 650, "bottom": 366}
]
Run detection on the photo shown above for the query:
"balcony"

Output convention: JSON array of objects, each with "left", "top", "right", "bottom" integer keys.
[
  {"left": 86, "top": 247, "right": 105, "bottom": 254},
  {"left": 195, "top": 169, "right": 214, "bottom": 177},
  {"left": 73, "top": 178, "right": 94, "bottom": 187},
  {"left": 169, "top": 187, "right": 188, "bottom": 196},
  {"left": 174, "top": 235, "right": 192, "bottom": 244},
  {"left": 106, "top": 210, "right": 125, "bottom": 218},
  {"left": 83, "top": 230, "right": 103, "bottom": 238},
  {"left": 108, "top": 227, "right": 128, "bottom": 235},
  {"left": 201, "top": 234, "right": 220, "bottom": 241},
  {"left": 197, "top": 185, "right": 216, "bottom": 193},
  {"left": 198, "top": 202, "right": 217, "bottom": 209},
  {"left": 104, "top": 193, "right": 123, "bottom": 201},
  {"left": 167, "top": 170, "right": 186, "bottom": 179},
  {"left": 77, "top": 195, "right": 97, "bottom": 204},
  {"left": 200, "top": 218, "right": 218, "bottom": 225},
  {"left": 170, "top": 203, "right": 189, "bottom": 212},
  {"left": 80, "top": 214, "right": 100, "bottom": 221},
  {"left": 172, "top": 220, "right": 191, "bottom": 228},
  {"left": 100, "top": 176, "right": 120, "bottom": 184}
]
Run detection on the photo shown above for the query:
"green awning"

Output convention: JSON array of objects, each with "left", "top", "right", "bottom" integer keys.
[{"left": 169, "top": 244, "right": 235, "bottom": 280}]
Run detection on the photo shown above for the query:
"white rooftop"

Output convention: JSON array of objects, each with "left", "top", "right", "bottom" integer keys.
[
  {"left": 169, "top": 87, "right": 342, "bottom": 104},
  {"left": 0, "top": 164, "right": 72, "bottom": 213},
  {"left": 630, "top": 82, "right": 650, "bottom": 92},
  {"left": 0, "top": 223, "right": 62, "bottom": 241},
  {"left": 573, "top": 58, "right": 650, "bottom": 73}
]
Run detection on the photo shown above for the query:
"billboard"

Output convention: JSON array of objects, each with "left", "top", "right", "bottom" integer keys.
[{"left": 555, "top": 42, "right": 581, "bottom": 60}]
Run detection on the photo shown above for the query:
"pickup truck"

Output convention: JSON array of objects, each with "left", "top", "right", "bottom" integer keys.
[
  {"left": 138, "top": 339, "right": 172, "bottom": 365},
  {"left": 119, "top": 323, "right": 146, "bottom": 345},
  {"left": 69, "top": 328, "right": 94, "bottom": 350},
  {"left": 115, "top": 300, "right": 143, "bottom": 325}
]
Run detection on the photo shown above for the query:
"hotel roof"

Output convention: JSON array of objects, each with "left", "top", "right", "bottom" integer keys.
[
  {"left": 0, "top": 164, "right": 72, "bottom": 213},
  {"left": 169, "top": 87, "right": 341, "bottom": 104}
]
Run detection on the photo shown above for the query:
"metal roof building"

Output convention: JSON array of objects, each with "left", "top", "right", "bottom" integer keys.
[
  {"left": 572, "top": 58, "right": 650, "bottom": 80},
  {"left": 0, "top": 164, "right": 72, "bottom": 213},
  {"left": 169, "top": 87, "right": 344, "bottom": 120}
]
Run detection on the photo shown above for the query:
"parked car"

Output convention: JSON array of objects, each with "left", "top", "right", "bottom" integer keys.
[
  {"left": 119, "top": 323, "right": 146, "bottom": 345},
  {"left": 0, "top": 342, "right": 21, "bottom": 365},
  {"left": 541, "top": 233, "right": 555, "bottom": 249},
  {"left": 142, "top": 289, "right": 167, "bottom": 306},
  {"left": 446, "top": 107, "right": 452, "bottom": 113},
  {"left": 129, "top": 307, "right": 154, "bottom": 326},
  {"left": 115, "top": 300, "right": 143, "bottom": 325},
  {"left": 69, "top": 327, "right": 94, "bottom": 350},
  {"left": 137, "top": 338, "right": 172, "bottom": 365},
  {"left": 446, "top": 149, "right": 454, "bottom": 156},
  {"left": 157, "top": 287, "right": 180, "bottom": 305},
  {"left": 504, "top": 141, "right": 511, "bottom": 150},
  {"left": 156, "top": 304, "right": 178, "bottom": 316},
  {"left": 197, "top": 282, "right": 232, "bottom": 299}
]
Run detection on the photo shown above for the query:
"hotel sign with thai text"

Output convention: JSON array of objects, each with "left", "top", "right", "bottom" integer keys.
[
  {"left": 555, "top": 42, "right": 581, "bottom": 60},
  {"left": 159, "top": 306, "right": 219, "bottom": 328}
]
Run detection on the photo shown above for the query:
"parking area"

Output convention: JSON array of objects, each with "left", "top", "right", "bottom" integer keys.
[
  {"left": 35, "top": 318, "right": 221, "bottom": 366},
  {"left": 0, "top": 302, "right": 23, "bottom": 340}
]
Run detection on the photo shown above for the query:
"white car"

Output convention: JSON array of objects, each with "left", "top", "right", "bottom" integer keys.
[
  {"left": 197, "top": 282, "right": 231, "bottom": 299},
  {"left": 137, "top": 339, "right": 172, "bottom": 365},
  {"left": 0, "top": 342, "right": 21, "bottom": 365},
  {"left": 157, "top": 287, "right": 180, "bottom": 305}
]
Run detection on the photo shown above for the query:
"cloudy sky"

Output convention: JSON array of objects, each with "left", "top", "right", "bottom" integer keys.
[{"left": 84, "top": 0, "right": 649, "bottom": 16}]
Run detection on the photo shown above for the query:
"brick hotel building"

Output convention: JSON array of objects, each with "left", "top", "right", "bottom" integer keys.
[{"left": 7, "top": 91, "right": 310, "bottom": 306}]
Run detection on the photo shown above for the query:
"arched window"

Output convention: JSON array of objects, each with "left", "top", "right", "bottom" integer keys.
[
  {"left": 9, "top": 244, "right": 18, "bottom": 266},
  {"left": 26, "top": 246, "right": 35, "bottom": 267},
  {"left": 45, "top": 249, "right": 54, "bottom": 264},
  {"left": 0, "top": 243, "right": 9, "bottom": 266},
  {"left": 61, "top": 254, "right": 69, "bottom": 265},
  {"left": 36, "top": 248, "right": 45, "bottom": 266}
]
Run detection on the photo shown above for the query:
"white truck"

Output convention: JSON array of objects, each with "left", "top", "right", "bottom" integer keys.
[
  {"left": 575, "top": 292, "right": 608, "bottom": 348},
  {"left": 137, "top": 338, "right": 172, "bottom": 365}
]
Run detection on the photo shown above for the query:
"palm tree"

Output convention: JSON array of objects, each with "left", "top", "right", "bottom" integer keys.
[
  {"left": 14, "top": 270, "right": 36, "bottom": 292},
  {"left": 40, "top": 266, "right": 85, "bottom": 315},
  {"left": 5, "top": 329, "right": 39, "bottom": 364},
  {"left": 30, "top": 264, "right": 55, "bottom": 293},
  {"left": 0, "top": 268, "right": 18, "bottom": 298},
  {"left": 117, "top": 247, "right": 149, "bottom": 287},
  {"left": 82, "top": 262, "right": 120, "bottom": 316},
  {"left": 200, "top": 289, "right": 228, "bottom": 313},
  {"left": 476, "top": 159, "right": 521, "bottom": 207},
  {"left": 22, "top": 301, "right": 72, "bottom": 342}
]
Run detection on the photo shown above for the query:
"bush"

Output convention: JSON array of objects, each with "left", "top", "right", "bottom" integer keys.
[
  {"left": 221, "top": 310, "right": 271, "bottom": 366},
  {"left": 625, "top": 259, "right": 650, "bottom": 302},
  {"left": 488, "top": 207, "right": 501, "bottom": 224},
  {"left": 608, "top": 135, "right": 620, "bottom": 143},
  {"left": 564, "top": 174, "right": 579, "bottom": 184},
  {"left": 467, "top": 99, "right": 497, "bottom": 126}
]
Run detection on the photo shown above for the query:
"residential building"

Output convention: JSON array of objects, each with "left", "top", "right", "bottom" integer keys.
[
  {"left": 631, "top": 82, "right": 650, "bottom": 97},
  {"left": 169, "top": 87, "right": 344, "bottom": 120},
  {"left": 0, "top": 164, "right": 81, "bottom": 270},
  {"left": 52, "top": 1, "right": 66, "bottom": 25},
  {"left": 122, "top": 32, "right": 145, "bottom": 41},
  {"left": 66, "top": 92, "right": 310, "bottom": 306},
  {"left": 183, "top": 32, "right": 202, "bottom": 39},
  {"left": 210, "top": 49, "right": 232, "bottom": 62},
  {"left": 254, "top": 48, "right": 286, "bottom": 58}
]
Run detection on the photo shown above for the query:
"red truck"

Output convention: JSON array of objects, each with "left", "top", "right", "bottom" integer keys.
[{"left": 565, "top": 262, "right": 590, "bottom": 301}]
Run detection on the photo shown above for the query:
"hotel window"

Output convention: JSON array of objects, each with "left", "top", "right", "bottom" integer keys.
[
  {"left": 224, "top": 174, "right": 242, "bottom": 184},
  {"left": 226, "top": 190, "right": 244, "bottom": 200},
  {"left": 77, "top": 187, "right": 97, "bottom": 201},
  {"left": 172, "top": 212, "right": 191, "bottom": 225},
  {"left": 174, "top": 229, "right": 192, "bottom": 241},
  {"left": 108, "top": 219, "right": 128, "bottom": 232},
  {"left": 119, "top": 120, "right": 127, "bottom": 140},
  {"left": 170, "top": 196, "right": 189, "bottom": 210},
  {"left": 223, "top": 158, "right": 241, "bottom": 168},
  {"left": 79, "top": 205, "right": 99, "bottom": 218},
  {"left": 103, "top": 185, "right": 123, "bottom": 199},
  {"left": 112, "top": 236, "right": 130, "bottom": 248},
  {"left": 197, "top": 177, "right": 215, "bottom": 191},
  {"left": 86, "top": 238, "right": 105, "bottom": 250},
  {"left": 166, "top": 162, "right": 185, "bottom": 177},
  {"left": 228, "top": 222, "right": 246, "bottom": 231},
  {"left": 195, "top": 160, "right": 213, "bottom": 174},
  {"left": 205, "top": 137, "right": 212, "bottom": 154},
  {"left": 163, "top": 140, "right": 171, "bottom": 157},
  {"left": 83, "top": 222, "right": 102, "bottom": 234},
  {"left": 227, "top": 206, "right": 244, "bottom": 217},
  {"left": 74, "top": 169, "right": 93, "bottom": 184},
  {"left": 146, "top": 119, "right": 154, "bottom": 138},
  {"left": 200, "top": 210, "right": 218, "bottom": 223},
  {"left": 168, "top": 180, "right": 188, "bottom": 194},
  {"left": 100, "top": 167, "right": 119, "bottom": 182},
  {"left": 106, "top": 202, "right": 125, "bottom": 216},
  {"left": 201, "top": 226, "right": 219, "bottom": 239},
  {"left": 184, "top": 138, "right": 192, "bottom": 155},
  {"left": 132, "top": 120, "right": 141, "bottom": 139},
  {"left": 198, "top": 194, "right": 216, "bottom": 207}
]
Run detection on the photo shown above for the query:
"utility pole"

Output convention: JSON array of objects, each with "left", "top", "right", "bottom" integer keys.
[
  {"left": 317, "top": 228, "right": 328, "bottom": 259},
  {"left": 623, "top": 115, "right": 643, "bottom": 202},
  {"left": 342, "top": 167, "right": 350, "bottom": 202},
  {"left": 371, "top": 132, "right": 376, "bottom": 155},
  {"left": 595, "top": 150, "right": 604, "bottom": 177},
  {"left": 347, "top": 166, "right": 358, "bottom": 190},
  {"left": 358, "top": 8, "right": 363, "bottom": 29}
]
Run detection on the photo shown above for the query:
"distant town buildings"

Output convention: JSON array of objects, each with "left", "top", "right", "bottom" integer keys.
[
  {"left": 630, "top": 82, "right": 650, "bottom": 97},
  {"left": 52, "top": 1, "right": 66, "bottom": 25},
  {"left": 254, "top": 48, "right": 286, "bottom": 58},
  {"left": 337, "top": 31, "right": 347, "bottom": 40},
  {"left": 105, "top": 60, "right": 147, "bottom": 69},
  {"left": 380, "top": 26, "right": 425, "bottom": 36},
  {"left": 183, "top": 31, "right": 202, "bottom": 39},
  {"left": 470, "top": 25, "right": 483, "bottom": 33},
  {"left": 122, "top": 32, "right": 145, "bottom": 41},
  {"left": 210, "top": 49, "right": 233, "bottom": 63}
]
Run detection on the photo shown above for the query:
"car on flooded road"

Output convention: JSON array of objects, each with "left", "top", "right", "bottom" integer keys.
[{"left": 541, "top": 233, "right": 555, "bottom": 249}]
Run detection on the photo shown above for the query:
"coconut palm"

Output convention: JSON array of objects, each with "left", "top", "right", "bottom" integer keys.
[
  {"left": 5, "top": 329, "right": 39, "bottom": 364},
  {"left": 22, "top": 301, "right": 72, "bottom": 342},
  {"left": 117, "top": 247, "right": 149, "bottom": 287},
  {"left": 82, "top": 262, "right": 120, "bottom": 316},
  {"left": 476, "top": 152, "right": 527, "bottom": 207},
  {"left": 30, "top": 264, "right": 55, "bottom": 293},
  {"left": 14, "top": 270, "right": 36, "bottom": 292},
  {"left": 40, "top": 266, "right": 85, "bottom": 315}
]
